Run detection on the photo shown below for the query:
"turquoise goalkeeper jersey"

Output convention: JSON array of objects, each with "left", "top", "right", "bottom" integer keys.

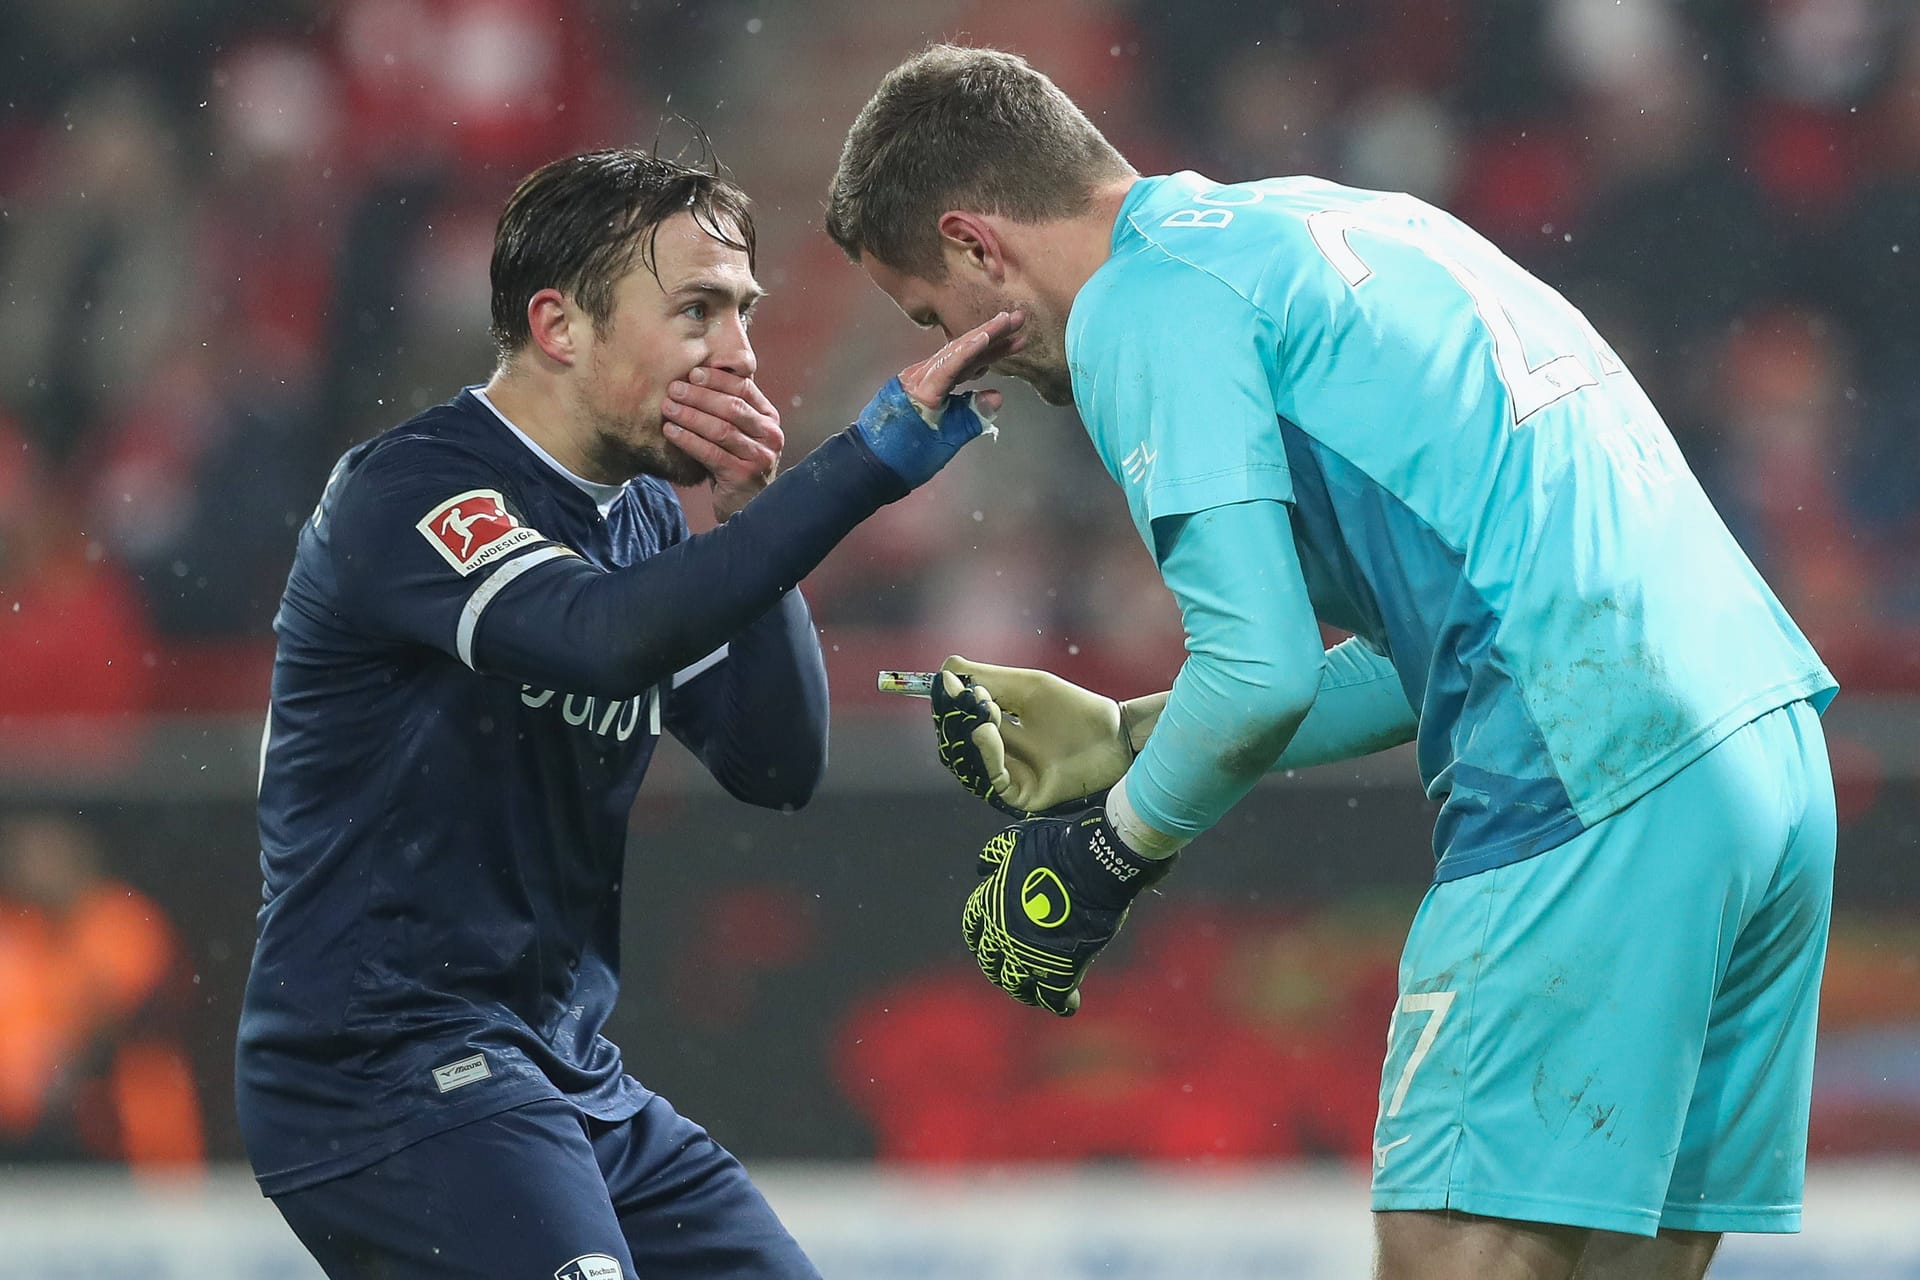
[{"left": 1069, "top": 172, "right": 1836, "bottom": 879}]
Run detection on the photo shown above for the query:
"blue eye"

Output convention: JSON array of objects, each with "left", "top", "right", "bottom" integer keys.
[{"left": 683, "top": 302, "right": 707, "bottom": 321}]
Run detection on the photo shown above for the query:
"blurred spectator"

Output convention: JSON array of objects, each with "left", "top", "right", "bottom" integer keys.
[
  {"left": 81, "top": 341, "right": 330, "bottom": 640},
  {"left": 0, "top": 415, "right": 156, "bottom": 749},
  {"left": 1820, "top": 18, "right": 1920, "bottom": 622},
  {"left": 1552, "top": 12, "right": 1779, "bottom": 390},
  {"left": 1693, "top": 308, "right": 1890, "bottom": 656},
  {"left": 0, "top": 814, "right": 204, "bottom": 1173},
  {"left": 73, "top": 46, "right": 347, "bottom": 640},
  {"left": 0, "top": 79, "right": 197, "bottom": 467}
]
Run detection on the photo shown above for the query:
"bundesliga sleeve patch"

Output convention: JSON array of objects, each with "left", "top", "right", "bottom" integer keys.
[{"left": 416, "top": 488, "right": 545, "bottom": 575}]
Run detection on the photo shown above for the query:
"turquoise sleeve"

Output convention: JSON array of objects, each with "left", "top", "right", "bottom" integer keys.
[
  {"left": 1124, "top": 499, "right": 1324, "bottom": 839},
  {"left": 1271, "top": 637, "right": 1417, "bottom": 770}
]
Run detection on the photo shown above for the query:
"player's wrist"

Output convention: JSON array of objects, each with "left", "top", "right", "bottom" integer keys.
[
  {"left": 1117, "top": 692, "right": 1167, "bottom": 755},
  {"left": 1063, "top": 809, "right": 1177, "bottom": 911},
  {"left": 1104, "top": 774, "right": 1189, "bottom": 861},
  {"left": 852, "top": 377, "right": 986, "bottom": 486}
]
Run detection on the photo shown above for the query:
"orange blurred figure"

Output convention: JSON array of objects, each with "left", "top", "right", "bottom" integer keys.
[{"left": 0, "top": 814, "right": 204, "bottom": 1173}]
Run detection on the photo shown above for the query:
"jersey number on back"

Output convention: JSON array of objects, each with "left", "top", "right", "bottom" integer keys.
[{"left": 1307, "top": 205, "right": 1623, "bottom": 426}]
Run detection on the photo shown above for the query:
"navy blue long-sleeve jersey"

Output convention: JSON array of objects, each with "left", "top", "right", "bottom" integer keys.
[{"left": 238, "top": 388, "right": 907, "bottom": 1195}]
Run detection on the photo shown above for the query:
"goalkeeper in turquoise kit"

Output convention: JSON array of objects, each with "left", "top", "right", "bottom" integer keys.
[{"left": 828, "top": 45, "right": 1838, "bottom": 1280}]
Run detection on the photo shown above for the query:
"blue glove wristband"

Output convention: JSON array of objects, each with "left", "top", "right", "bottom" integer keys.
[{"left": 852, "top": 376, "right": 987, "bottom": 487}]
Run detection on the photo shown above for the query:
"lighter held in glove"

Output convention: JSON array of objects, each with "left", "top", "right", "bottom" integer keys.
[{"left": 877, "top": 670, "right": 1020, "bottom": 723}]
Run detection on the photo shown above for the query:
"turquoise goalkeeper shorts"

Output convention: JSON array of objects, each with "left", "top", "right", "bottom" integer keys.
[{"left": 1370, "top": 699, "right": 1834, "bottom": 1236}]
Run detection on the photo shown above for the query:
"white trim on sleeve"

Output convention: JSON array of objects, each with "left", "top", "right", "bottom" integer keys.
[
  {"left": 671, "top": 644, "right": 730, "bottom": 689},
  {"left": 456, "top": 545, "right": 575, "bottom": 669}
]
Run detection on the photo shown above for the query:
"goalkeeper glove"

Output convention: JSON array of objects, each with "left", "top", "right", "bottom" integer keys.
[
  {"left": 961, "top": 808, "right": 1177, "bottom": 1016},
  {"left": 932, "top": 656, "right": 1165, "bottom": 817}
]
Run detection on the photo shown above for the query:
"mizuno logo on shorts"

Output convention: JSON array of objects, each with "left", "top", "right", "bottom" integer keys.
[{"left": 430, "top": 1053, "right": 492, "bottom": 1093}]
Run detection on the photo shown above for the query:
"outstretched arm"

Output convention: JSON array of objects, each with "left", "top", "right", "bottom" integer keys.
[{"left": 330, "top": 313, "right": 1025, "bottom": 700}]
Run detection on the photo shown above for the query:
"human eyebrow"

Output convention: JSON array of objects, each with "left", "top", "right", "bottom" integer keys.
[{"left": 672, "top": 279, "right": 768, "bottom": 312}]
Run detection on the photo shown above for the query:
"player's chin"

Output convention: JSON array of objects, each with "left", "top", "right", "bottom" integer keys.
[
  {"left": 651, "top": 443, "right": 713, "bottom": 488},
  {"left": 1026, "top": 368, "right": 1077, "bottom": 407},
  {"left": 621, "top": 437, "right": 713, "bottom": 488},
  {"left": 992, "top": 354, "right": 1074, "bottom": 407}
]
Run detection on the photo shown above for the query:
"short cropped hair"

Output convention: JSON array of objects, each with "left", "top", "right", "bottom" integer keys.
[
  {"left": 490, "top": 146, "right": 756, "bottom": 358},
  {"left": 826, "top": 45, "right": 1133, "bottom": 276}
]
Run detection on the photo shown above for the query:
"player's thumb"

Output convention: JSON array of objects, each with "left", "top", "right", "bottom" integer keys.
[{"left": 949, "top": 656, "right": 1038, "bottom": 717}]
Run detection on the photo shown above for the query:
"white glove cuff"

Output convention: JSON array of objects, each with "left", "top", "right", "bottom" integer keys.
[{"left": 1107, "top": 773, "right": 1190, "bottom": 860}]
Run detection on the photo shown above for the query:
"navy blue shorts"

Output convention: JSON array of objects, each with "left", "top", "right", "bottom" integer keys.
[{"left": 271, "top": 1095, "right": 818, "bottom": 1279}]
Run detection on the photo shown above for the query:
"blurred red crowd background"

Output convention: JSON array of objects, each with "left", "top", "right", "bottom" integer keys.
[
  {"left": 3, "top": 0, "right": 1918, "bottom": 1174},
  {"left": 3, "top": 0, "right": 1918, "bottom": 741}
]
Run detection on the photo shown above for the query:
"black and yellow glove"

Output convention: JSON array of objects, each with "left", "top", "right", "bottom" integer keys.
[
  {"left": 934, "top": 671, "right": 1049, "bottom": 816},
  {"left": 961, "top": 809, "right": 1177, "bottom": 1016}
]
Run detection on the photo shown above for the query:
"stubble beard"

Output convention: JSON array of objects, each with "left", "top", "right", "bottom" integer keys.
[
  {"left": 602, "top": 432, "right": 711, "bottom": 487},
  {"left": 581, "top": 398, "right": 712, "bottom": 488},
  {"left": 1006, "top": 308, "right": 1082, "bottom": 404},
  {"left": 1004, "top": 327, "right": 1075, "bottom": 407}
]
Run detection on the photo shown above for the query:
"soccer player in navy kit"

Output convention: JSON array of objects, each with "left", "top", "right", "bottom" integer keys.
[{"left": 236, "top": 148, "right": 1023, "bottom": 1278}]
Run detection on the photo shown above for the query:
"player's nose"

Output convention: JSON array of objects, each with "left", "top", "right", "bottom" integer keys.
[{"left": 711, "top": 315, "right": 756, "bottom": 380}]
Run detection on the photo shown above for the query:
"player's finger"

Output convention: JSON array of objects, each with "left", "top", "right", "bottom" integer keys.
[
  {"left": 661, "top": 400, "right": 780, "bottom": 470},
  {"left": 661, "top": 419, "right": 776, "bottom": 481},
  {"left": 688, "top": 367, "right": 783, "bottom": 426},
  {"left": 1004, "top": 972, "right": 1040, "bottom": 1007},
  {"left": 899, "top": 310, "right": 1026, "bottom": 404},
  {"left": 939, "top": 669, "right": 992, "bottom": 716},
  {"left": 942, "top": 673, "right": 1005, "bottom": 732},
  {"left": 969, "top": 720, "right": 1011, "bottom": 793},
  {"left": 665, "top": 383, "right": 785, "bottom": 454},
  {"left": 991, "top": 950, "right": 1032, "bottom": 999},
  {"left": 1036, "top": 982, "right": 1080, "bottom": 1018},
  {"left": 962, "top": 908, "right": 985, "bottom": 952},
  {"left": 941, "top": 655, "right": 986, "bottom": 682},
  {"left": 946, "top": 657, "right": 1019, "bottom": 712},
  {"left": 962, "top": 686, "right": 1004, "bottom": 728}
]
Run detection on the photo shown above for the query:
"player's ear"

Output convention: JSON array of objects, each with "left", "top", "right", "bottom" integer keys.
[
  {"left": 525, "top": 288, "right": 578, "bottom": 366},
  {"left": 937, "top": 211, "right": 1006, "bottom": 284}
]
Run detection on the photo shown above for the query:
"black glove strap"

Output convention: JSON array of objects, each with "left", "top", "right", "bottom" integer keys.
[{"left": 1066, "top": 810, "right": 1178, "bottom": 911}]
